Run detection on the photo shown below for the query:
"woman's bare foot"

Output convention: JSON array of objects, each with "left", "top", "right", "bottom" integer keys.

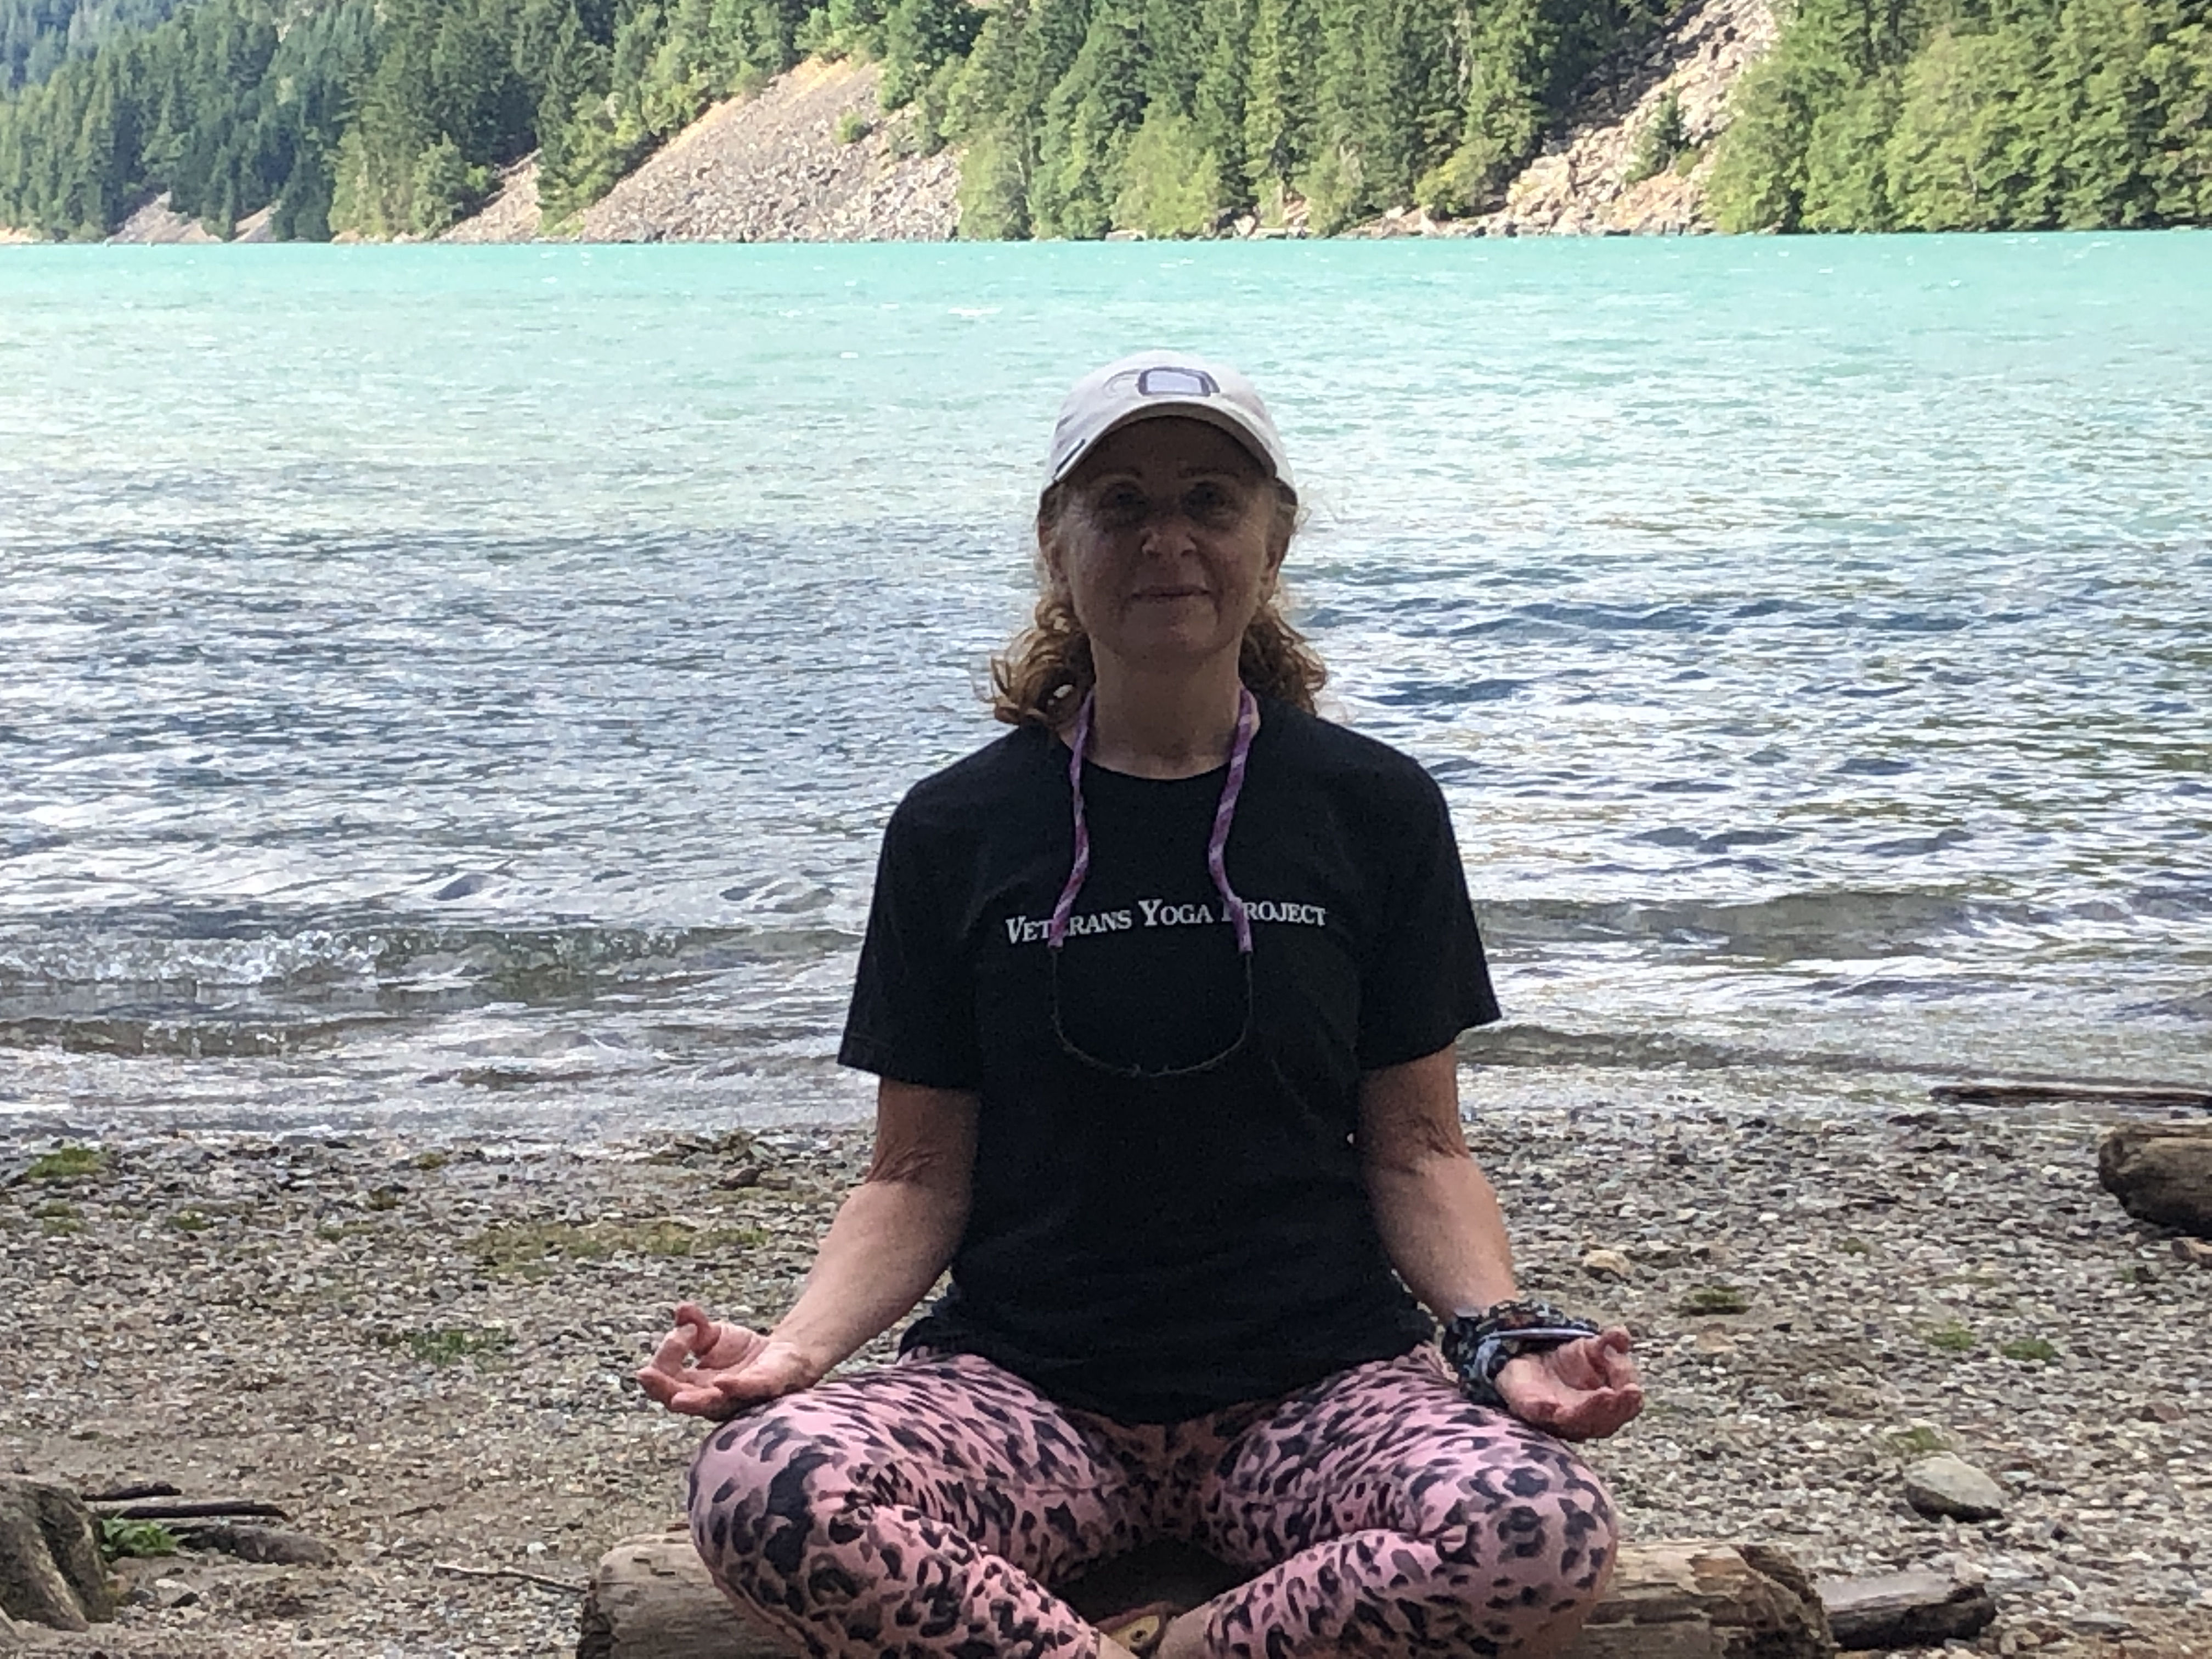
[
  {"left": 1153, "top": 1606, "right": 1211, "bottom": 1659},
  {"left": 1096, "top": 1602, "right": 1208, "bottom": 1659}
]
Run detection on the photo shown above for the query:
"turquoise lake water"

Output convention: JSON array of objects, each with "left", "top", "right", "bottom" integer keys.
[{"left": 1, "top": 234, "right": 2207, "bottom": 1134}]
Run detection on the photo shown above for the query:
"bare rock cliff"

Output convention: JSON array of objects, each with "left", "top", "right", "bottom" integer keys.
[
  {"left": 1476, "top": 0, "right": 1778, "bottom": 235},
  {"left": 105, "top": 191, "right": 221, "bottom": 244},
  {"left": 445, "top": 59, "right": 958, "bottom": 244},
  {"left": 442, "top": 157, "right": 544, "bottom": 244}
]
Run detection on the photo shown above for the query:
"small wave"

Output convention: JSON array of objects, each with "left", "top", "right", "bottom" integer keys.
[
  {"left": 1482, "top": 882, "right": 2212, "bottom": 962},
  {"left": 1462, "top": 1021, "right": 1926, "bottom": 1077},
  {"left": 2118, "top": 991, "right": 2212, "bottom": 1022},
  {"left": 1480, "top": 890, "right": 2020, "bottom": 958},
  {"left": 0, "top": 1012, "right": 387, "bottom": 1059},
  {"left": 1627, "top": 827, "right": 1798, "bottom": 853},
  {"left": 0, "top": 931, "right": 380, "bottom": 989},
  {"left": 1446, "top": 600, "right": 1710, "bottom": 640},
  {"left": 0, "top": 917, "right": 856, "bottom": 1000},
  {"left": 1371, "top": 677, "right": 1528, "bottom": 707}
]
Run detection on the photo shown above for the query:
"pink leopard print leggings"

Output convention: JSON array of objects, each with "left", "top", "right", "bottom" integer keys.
[{"left": 687, "top": 1346, "right": 1617, "bottom": 1658}]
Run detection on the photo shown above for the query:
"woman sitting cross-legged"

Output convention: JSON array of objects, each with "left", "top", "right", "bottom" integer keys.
[{"left": 639, "top": 351, "right": 1644, "bottom": 1659}]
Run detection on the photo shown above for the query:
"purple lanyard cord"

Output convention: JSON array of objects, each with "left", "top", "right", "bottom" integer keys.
[{"left": 1047, "top": 687, "right": 1259, "bottom": 955}]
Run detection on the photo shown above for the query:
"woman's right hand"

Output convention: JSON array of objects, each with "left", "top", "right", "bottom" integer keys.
[{"left": 635, "top": 1301, "right": 822, "bottom": 1419}]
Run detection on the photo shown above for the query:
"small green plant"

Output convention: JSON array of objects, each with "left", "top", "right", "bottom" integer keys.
[
  {"left": 389, "top": 1325, "right": 515, "bottom": 1365},
  {"left": 1922, "top": 1320, "right": 1977, "bottom": 1353},
  {"left": 1888, "top": 1425, "right": 1949, "bottom": 1457},
  {"left": 1838, "top": 1237, "right": 1871, "bottom": 1255},
  {"left": 170, "top": 1208, "right": 211, "bottom": 1232},
  {"left": 36, "top": 1199, "right": 81, "bottom": 1235},
  {"left": 1679, "top": 1284, "right": 1750, "bottom": 1316},
  {"left": 412, "top": 1150, "right": 453, "bottom": 1172},
  {"left": 2000, "top": 1337, "right": 2058, "bottom": 1363},
  {"left": 1625, "top": 89, "right": 1688, "bottom": 184},
  {"left": 98, "top": 1518, "right": 179, "bottom": 1560},
  {"left": 834, "top": 110, "right": 871, "bottom": 145},
  {"left": 364, "top": 1186, "right": 404, "bottom": 1211},
  {"left": 25, "top": 1145, "right": 106, "bottom": 1183}
]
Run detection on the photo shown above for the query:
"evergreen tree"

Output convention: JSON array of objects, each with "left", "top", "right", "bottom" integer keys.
[
  {"left": 1796, "top": 72, "right": 1898, "bottom": 226},
  {"left": 1113, "top": 101, "right": 1220, "bottom": 232},
  {"left": 1881, "top": 26, "right": 2038, "bottom": 228},
  {"left": 1242, "top": 0, "right": 1317, "bottom": 212},
  {"left": 1188, "top": 0, "right": 1252, "bottom": 210},
  {"left": 955, "top": 119, "right": 1029, "bottom": 234},
  {"left": 270, "top": 131, "right": 331, "bottom": 236},
  {"left": 879, "top": 0, "right": 978, "bottom": 108},
  {"left": 1031, "top": 0, "right": 1142, "bottom": 236}
]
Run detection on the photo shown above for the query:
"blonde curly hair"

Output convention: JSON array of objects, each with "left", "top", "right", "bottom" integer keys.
[{"left": 989, "top": 478, "right": 1326, "bottom": 728}]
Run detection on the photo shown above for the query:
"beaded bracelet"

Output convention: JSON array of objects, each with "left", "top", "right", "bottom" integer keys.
[{"left": 1441, "top": 1299, "right": 1601, "bottom": 1409}]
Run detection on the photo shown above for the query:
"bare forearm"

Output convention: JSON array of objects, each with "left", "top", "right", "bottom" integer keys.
[
  {"left": 769, "top": 1174, "right": 965, "bottom": 1376},
  {"left": 1358, "top": 1048, "right": 1519, "bottom": 1320},
  {"left": 1366, "top": 1150, "right": 1519, "bottom": 1319}
]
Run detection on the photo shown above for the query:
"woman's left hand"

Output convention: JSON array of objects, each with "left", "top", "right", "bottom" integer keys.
[{"left": 1496, "top": 1327, "right": 1643, "bottom": 1440}]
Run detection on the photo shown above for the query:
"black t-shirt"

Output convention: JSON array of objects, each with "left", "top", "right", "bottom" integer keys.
[{"left": 837, "top": 696, "right": 1500, "bottom": 1421}]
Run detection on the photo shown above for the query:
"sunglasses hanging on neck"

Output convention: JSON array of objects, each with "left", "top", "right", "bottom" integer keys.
[{"left": 1046, "top": 687, "right": 1260, "bottom": 1080}]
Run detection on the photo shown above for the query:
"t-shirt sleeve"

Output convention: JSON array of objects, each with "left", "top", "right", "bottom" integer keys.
[
  {"left": 1355, "top": 769, "right": 1503, "bottom": 1071},
  {"left": 837, "top": 800, "right": 982, "bottom": 1090}
]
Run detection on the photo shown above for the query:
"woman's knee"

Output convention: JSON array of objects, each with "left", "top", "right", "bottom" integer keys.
[
  {"left": 1488, "top": 1457, "right": 1618, "bottom": 1594},
  {"left": 1387, "top": 1446, "right": 1618, "bottom": 1653},
  {"left": 687, "top": 1403, "right": 869, "bottom": 1610}
]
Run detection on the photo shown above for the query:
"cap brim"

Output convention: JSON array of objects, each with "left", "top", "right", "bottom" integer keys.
[{"left": 1052, "top": 402, "right": 1285, "bottom": 487}]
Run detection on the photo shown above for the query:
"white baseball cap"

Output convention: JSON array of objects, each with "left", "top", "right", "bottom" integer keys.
[{"left": 1045, "top": 351, "right": 1293, "bottom": 490}]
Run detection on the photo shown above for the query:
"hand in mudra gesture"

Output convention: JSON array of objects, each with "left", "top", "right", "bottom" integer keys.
[
  {"left": 1496, "top": 1327, "right": 1643, "bottom": 1441},
  {"left": 636, "top": 1302, "right": 821, "bottom": 1419}
]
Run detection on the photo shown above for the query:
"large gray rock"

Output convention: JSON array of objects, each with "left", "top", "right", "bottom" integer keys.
[
  {"left": 1902, "top": 1454, "right": 2007, "bottom": 1522},
  {"left": 0, "top": 1479, "right": 115, "bottom": 1631},
  {"left": 2100, "top": 1122, "right": 2212, "bottom": 1234}
]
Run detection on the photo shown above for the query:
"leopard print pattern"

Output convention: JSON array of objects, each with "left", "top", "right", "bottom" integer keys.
[{"left": 687, "top": 1348, "right": 1616, "bottom": 1659}]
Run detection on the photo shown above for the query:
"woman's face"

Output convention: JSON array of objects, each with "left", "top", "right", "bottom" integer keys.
[{"left": 1045, "top": 417, "right": 1288, "bottom": 679}]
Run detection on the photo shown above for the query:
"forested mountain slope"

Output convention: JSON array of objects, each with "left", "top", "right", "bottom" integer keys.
[
  {"left": 0, "top": 0, "right": 1679, "bottom": 239},
  {"left": 0, "top": 0, "right": 2202, "bottom": 239},
  {"left": 1, "top": 0, "right": 180, "bottom": 92},
  {"left": 1708, "top": 0, "right": 2210, "bottom": 229}
]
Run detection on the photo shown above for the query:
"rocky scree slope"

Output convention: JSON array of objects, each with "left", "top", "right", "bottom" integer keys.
[{"left": 443, "top": 58, "right": 957, "bottom": 244}]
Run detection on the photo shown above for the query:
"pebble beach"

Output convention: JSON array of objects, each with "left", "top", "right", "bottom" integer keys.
[{"left": 3, "top": 1078, "right": 2207, "bottom": 1658}]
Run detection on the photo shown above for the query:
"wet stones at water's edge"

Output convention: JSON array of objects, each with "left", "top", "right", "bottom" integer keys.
[{"left": 0, "top": 1094, "right": 2207, "bottom": 1655}]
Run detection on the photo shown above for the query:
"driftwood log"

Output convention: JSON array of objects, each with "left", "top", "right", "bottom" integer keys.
[
  {"left": 1816, "top": 1567, "right": 1997, "bottom": 1650},
  {"left": 87, "top": 1498, "right": 291, "bottom": 1524},
  {"left": 1934, "top": 1081, "right": 2212, "bottom": 1111},
  {"left": 2099, "top": 1122, "right": 2212, "bottom": 1234},
  {"left": 577, "top": 1531, "right": 1836, "bottom": 1659},
  {"left": 0, "top": 1479, "right": 115, "bottom": 1632}
]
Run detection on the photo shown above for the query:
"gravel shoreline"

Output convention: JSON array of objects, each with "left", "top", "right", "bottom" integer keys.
[{"left": 3, "top": 1082, "right": 2207, "bottom": 1658}]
